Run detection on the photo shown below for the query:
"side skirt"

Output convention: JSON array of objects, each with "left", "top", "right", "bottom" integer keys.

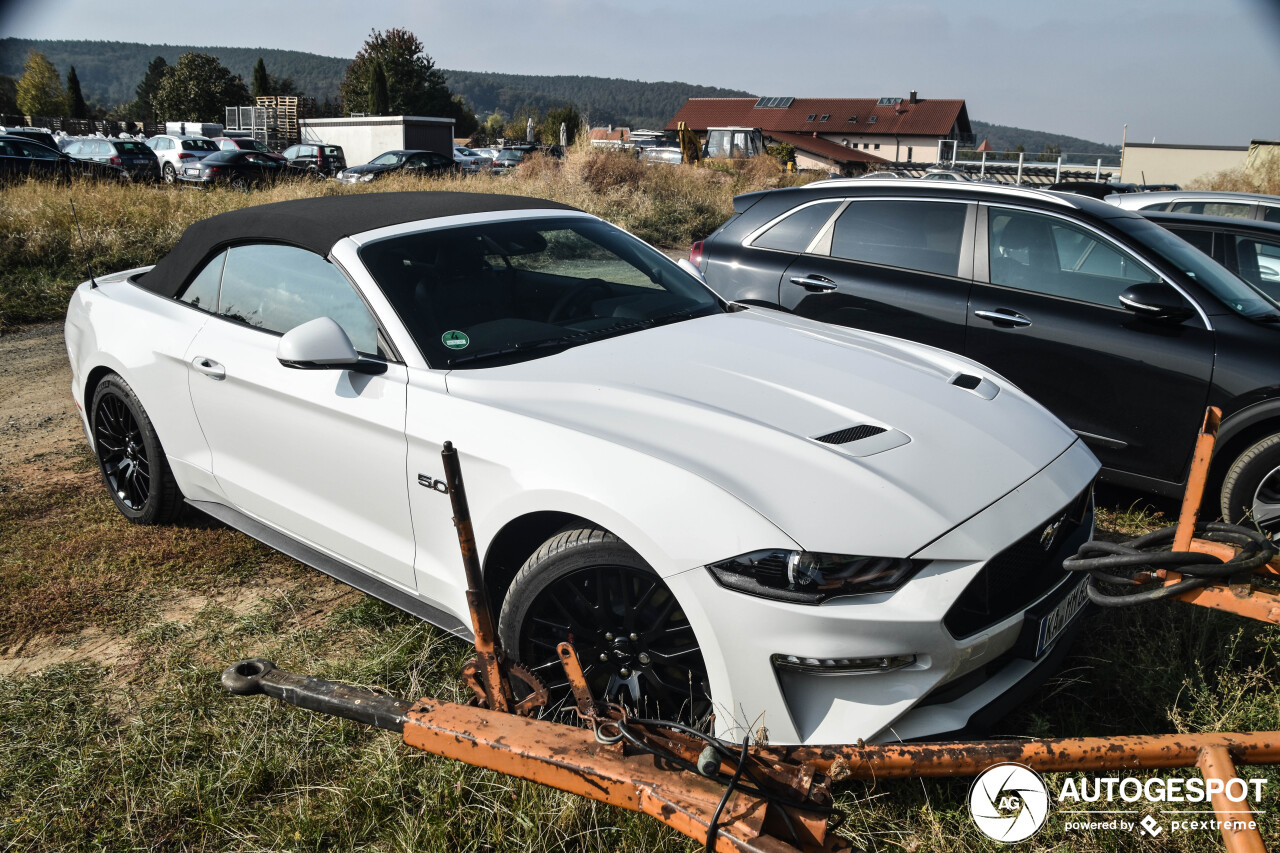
[{"left": 187, "top": 499, "right": 475, "bottom": 642}]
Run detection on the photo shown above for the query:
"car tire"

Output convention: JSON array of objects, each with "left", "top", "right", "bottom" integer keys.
[
  {"left": 91, "top": 374, "right": 183, "bottom": 525},
  {"left": 229, "top": 175, "right": 249, "bottom": 192},
  {"left": 1219, "top": 434, "right": 1280, "bottom": 533},
  {"left": 162, "top": 162, "right": 176, "bottom": 184},
  {"left": 498, "top": 526, "right": 712, "bottom": 723}
]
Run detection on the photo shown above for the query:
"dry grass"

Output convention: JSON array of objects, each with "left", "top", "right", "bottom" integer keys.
[
  {"left": 1187, "top": 152, "right": 1280, "bottom": 195},
  {"left": 0, "top": 145, "right": 818, "bottom": 330}
]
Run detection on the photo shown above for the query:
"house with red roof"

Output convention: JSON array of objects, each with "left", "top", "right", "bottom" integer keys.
[{"left": 666, "top": 91, "right": 971, "bottom": 174}]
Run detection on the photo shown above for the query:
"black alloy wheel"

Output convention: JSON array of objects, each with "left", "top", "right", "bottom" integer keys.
[
  {"left": 499, "top": 527, "right": 712, "bottom": 725},
  {"left": 91, "top": 375, "right": 182, "bottom": 525}
]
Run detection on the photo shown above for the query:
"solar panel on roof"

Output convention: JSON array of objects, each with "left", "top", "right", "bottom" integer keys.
[{"left": 754, "top": 97, "right": 795, "bottom": 108}]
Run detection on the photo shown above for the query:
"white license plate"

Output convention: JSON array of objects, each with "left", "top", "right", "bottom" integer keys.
[
  {"left": 1034, "top": 580, "right": 1090, "bottom": 657},
  {"left": 184, "top": 168, "right": 199, "bottom": 175}
]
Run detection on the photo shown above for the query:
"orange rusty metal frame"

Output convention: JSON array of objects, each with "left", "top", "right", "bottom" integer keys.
[
  {"left": 1161, "top": 408, "right": 1280, "bottom": 623},
  {"left": 224, "top": 657, "right": 1280, "bottom": 852},
  {"left": 220, "top": 434, "right": 1280, "bottom": 852}
]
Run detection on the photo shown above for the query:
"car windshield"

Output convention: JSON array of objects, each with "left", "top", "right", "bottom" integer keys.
[
  {"left": 183, "top": 138, "right": 219, "bottom": 152},
  {"left": 1115, "top": 217, "right": 1280, "bottom": 319},
  {"left": 370, "top": 152, "right": 405, "bottom": 166},
  {"left": 359, "top": 216, "right": 724, "bottom": 368}
]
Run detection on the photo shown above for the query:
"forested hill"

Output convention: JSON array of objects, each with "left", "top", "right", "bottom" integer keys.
[
  {"left": 0, "top": 38, "right": 750, "bottom": 128},
  {"left": 0, "top": 39, "right": 1117, "bottom": 150},
  {"left": 443, "top": 71, "right": 750, "bottom": 130},
  {"left": 970, "top": 119, "right": 1118, "bottom": 157},
  {"left": 0, "top": 39, "right": 350, "bottom": 107}
]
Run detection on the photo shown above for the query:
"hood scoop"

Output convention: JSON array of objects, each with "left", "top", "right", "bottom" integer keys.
[
  {"left": 814, "top": 424, "right": 886, "bottom": 445},
  {"left": 811, "top": 423, "right": 910, "bottom": 458},
  {"left": 951, "top": 372, "right": 999, "bottom": 400}
]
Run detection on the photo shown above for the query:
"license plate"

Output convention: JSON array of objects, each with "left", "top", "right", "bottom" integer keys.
[
  {"left": 1033, "top": 579, "right": 1090, "bottom": 657},
  {"left": 184, "top": 168, "right": 199, "bottom": 175}
]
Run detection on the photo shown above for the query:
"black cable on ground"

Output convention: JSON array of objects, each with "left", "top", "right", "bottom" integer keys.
[
  {"left": 705, "top": 737, "right": 750, "bottom": 853},
  {"left": 1064, "top": 521, "right": 1275, "bottom": 606}
]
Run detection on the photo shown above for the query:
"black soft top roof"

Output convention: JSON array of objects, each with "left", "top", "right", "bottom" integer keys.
[{"left": 135, "top": 191, "right": 578, "bottom": 298}]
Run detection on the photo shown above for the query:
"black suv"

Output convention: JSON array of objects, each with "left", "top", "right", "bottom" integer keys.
[
  {"left": 694, "top": 180, "right": 1280, "bottom": 529},
  {"left": 280, "top": 142, "right": 346, "bottom": 176}
]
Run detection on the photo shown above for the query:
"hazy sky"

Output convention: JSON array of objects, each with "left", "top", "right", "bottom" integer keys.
[{"left": 2, "top": 0, "right": 1276, "bottom": 146}]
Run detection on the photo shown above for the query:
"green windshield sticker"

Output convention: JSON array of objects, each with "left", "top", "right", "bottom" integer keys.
[{"left": 442, "top": 330, "right": 470, "bottom": 350}]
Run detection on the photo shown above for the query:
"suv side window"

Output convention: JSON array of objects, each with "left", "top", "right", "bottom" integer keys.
[
  {"left": 989, "top": 208, "right": 1159, "bottom": 306},
  {"left": 216, "top": 244, "right": 381, "bottom": 355},
  {"left": 1171, "top": 201, "right": 1253, "bottom": 219},
  {"left": 751, "top": 200, "right": 841, "bottom": 252},
  {"left": 1264, "top": 206, "right": 1280, "bottom": 224},
  {"left": 830, "top": 199, "right": 967, "bottom": 277},
  {"left": 1232, "top": 235, "right": 1280, "bottom": 292},
  {"left": 17, "top": 140, "right": 58, "bottom": 159}
]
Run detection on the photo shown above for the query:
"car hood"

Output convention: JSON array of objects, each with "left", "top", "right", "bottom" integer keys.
[
  {"left": 444, "top": 309, "right": 1085, "bottom": 557},
  {"left": 345, "top": 163, "right": 393, "bottom": 174}
]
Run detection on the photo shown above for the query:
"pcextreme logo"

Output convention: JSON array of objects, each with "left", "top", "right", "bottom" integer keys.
[{"left": 968, "top": 763, "right": 1051, "bottom": 843}]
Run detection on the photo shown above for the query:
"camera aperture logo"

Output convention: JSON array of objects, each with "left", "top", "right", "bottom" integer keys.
[{"left": 968, "top": 763, "right": 1051, "bottom": 843}]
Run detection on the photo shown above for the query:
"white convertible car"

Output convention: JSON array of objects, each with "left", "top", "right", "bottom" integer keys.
[{"left": 65, "top": 192, "right": 1099, "bottom": 744}]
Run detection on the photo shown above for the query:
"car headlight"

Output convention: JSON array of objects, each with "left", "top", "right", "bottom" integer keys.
[
  {"left": 360, "top": 172, "right": 376, "bottom": 182},
  {"left": 707, "top": 549, "right": 924, "bottom": 604}
]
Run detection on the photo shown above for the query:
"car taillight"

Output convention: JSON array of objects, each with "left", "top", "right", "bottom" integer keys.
[
  {"left": 109, "top": 155, "right": 122, "bottom": 166},
  {"left": 689, "top": 240, "right": 704, "bottom": 270},
  {"left": 177, "top": 152, "right": 195, "bottom": 159},
  {"left": 205, "top": 167, "right": 223, "bottom": 175}
]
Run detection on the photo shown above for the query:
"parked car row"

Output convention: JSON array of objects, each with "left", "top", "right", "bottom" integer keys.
[{"left": 1, "top": 128, "right": 552, "bottom": 188}]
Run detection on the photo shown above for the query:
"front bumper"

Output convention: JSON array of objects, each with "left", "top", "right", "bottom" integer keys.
[{"left": 667, "top": 439, "right": 1097, "bottom": 745}]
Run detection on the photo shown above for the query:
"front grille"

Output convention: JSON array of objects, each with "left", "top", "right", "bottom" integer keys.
[
  {"left": 942, "top": 487, "right": 1093, "bottom": 640},
  {"left": 814, "top": 424, "right": 886, "bottom": 445}
]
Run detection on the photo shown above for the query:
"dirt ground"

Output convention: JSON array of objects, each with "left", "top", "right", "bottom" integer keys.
[
  {"left": 0, "top": 321, "right": 355, "bottom": 678},
  {"left": 0, "top": 321, "right": 82, "bottom": 476}
]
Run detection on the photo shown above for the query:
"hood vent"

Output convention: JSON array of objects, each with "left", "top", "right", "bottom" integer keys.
[
  {"left": 814, "top": 424, "right": 886, "bottom": 445},
  {"left": 950, "top": 371, "right": 1000, "bottom": 400}
]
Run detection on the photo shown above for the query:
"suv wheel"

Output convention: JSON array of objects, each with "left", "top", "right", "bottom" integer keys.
[
  {"left": 1220, "top": 434, "right": 1280, "bottom": 533},
  {"left": 498, "top": 527, "right": 711, "bottom": 724},
  {"left": 162, "top": 162, "right": 176, "bottom": 184}
]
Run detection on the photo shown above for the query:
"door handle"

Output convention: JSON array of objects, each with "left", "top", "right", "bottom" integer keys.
[
  {"left": 788, "top": 275, "right": 838, "bottom": 293},
  {"left": 973, "top": 309, "right": 1032, "bottom": 328},
  {"left": 191, "top": 356, "right": 226, "bottom": 379}
]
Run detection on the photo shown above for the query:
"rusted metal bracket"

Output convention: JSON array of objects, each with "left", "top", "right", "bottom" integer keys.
[
  {"left": 442, "top": 441, "right": 548, "bottom": 716},
  {"left": 222, "top": 658, "right": 1280, "bottom": 853}
]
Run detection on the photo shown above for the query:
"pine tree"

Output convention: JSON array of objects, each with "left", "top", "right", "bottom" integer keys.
[
  {"left": 66, "top": 66, "right": 89, "bottom": 119},
  {"left": 252, "top": 58, "right": 270, "bottom": 99},
  {"left": 368, "top": 60, "right": 389, "bottom": 115}
]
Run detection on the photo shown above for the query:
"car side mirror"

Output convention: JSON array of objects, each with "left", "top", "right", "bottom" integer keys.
[
  {"left": 277, "top": 317, "right": 386, "bottom": 374},
  {"left": 1118, "top": 282, "right": 1194, "bottom": 322},
  {"left": 677, "top": 257, "right": 707, "bottom": 283}
]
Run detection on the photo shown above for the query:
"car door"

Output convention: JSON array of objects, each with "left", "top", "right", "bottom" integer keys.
[
  {"left": 14, "top": 138, "right": 67, "bottom": 179},
  {"left": 183, "top": 242, "right": 417, "bottom": 590},
  {"left": 966, "top": 204, "right": 1215, "bottom": 483},
  {"left": 777, "top": 197, "right": 975, "bottom": 352}
]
